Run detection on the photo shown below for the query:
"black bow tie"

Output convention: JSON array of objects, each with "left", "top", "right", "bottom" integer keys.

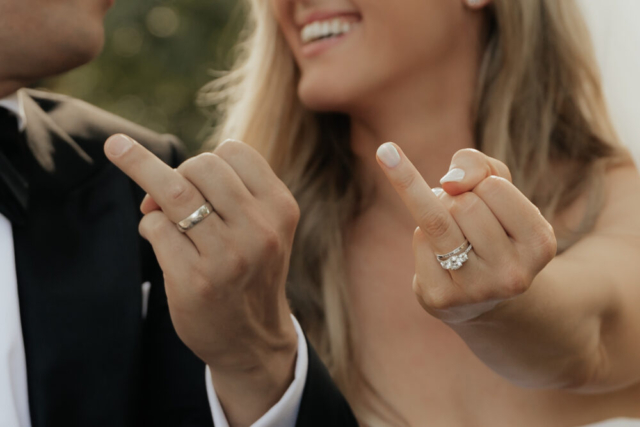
[{"left": 0, "top": 107, "right": 29, "bottom": 225}]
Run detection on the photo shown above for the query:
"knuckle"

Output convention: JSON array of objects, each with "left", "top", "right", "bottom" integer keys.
[
  {"left": 412, "top": 275, "right": 427, "bottom": 300},
  {"left": 259, "top": 225, "right": 281, "bottom": 255},
  {"left": 395, "top": 170, "right": 418, "bottom": 192},
  {"left": 413, "top": 275, "right": 456, "bottom": 311},
  {"left": 278, "top": 190, "right": 301, "bottom": 227},
  {"left": 214, "top": 139, "right": 243, "bottom": 159},
  {"left": 227, "top": 247, "right": 250, "bottom": 278},
  {"left": 191, "top": 266, "right": 214, "bottom": 297},
  {"left": 167, "top": 181, "right": 197, "bottom": 204},
  {"left": 474, "top": 175, "right": 506, "bottom": 197},
  {"left": 532, "top": 222, "right": 558, "bottom": 262},
  {"left": 413, "top": 226, "right": 425, "bottom": 242},
  {"left": 493, "top": 159, "right": 512, "bottom": 181},
  {"left": 501, "top": 267, "right": 529, "bottom": 297},
  {"left": 418, "top": 209, "right": 451, "bottom": 239},
  {"left": 176, "top": 157, "right": 197, "bottom": 176},
  {"left": 139, "top": 213, "right": 168, "bottom": 239},
  {"left": 452, "top": 148, "right": 482, "bottom": 162},
  {"left": 178, "top": 153, "right": 217, "bottom": 177},
  {"left": 423, "top": 286, "right": 456, "bottom": 311},
  {"left": 452, "top": 149, "right": 491, "bottom": 176},
  {"left": 449, "top": 192, "right": 481, "bottom": 218}
]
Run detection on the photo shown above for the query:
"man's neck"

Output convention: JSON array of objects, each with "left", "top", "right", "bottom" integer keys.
[{"left": 0, "top": 79, "right": 25, "bottom": 100}]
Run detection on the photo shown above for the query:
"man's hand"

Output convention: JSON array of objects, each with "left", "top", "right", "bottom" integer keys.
[{"left": 105, "top": 134, "right": 299, "bottom": 426}]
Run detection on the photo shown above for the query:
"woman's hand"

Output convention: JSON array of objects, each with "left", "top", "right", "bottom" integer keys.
[
  {"left": 376, "top": 143, "right": 557, "bottom": 324},
  {"left": 105, "top": 135, "right": 299, "bottom": 425}
]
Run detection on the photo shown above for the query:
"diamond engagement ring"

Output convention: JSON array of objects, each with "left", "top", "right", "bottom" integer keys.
[
  {"left": 176, "top": 202, "right": 214, "bottom": 232},
  {"left": 436, "top": 240, "right": 473, "bottom": 271}
]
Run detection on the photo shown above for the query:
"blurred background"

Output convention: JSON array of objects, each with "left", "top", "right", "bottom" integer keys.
[
  {"left": 38, "top": 0, "right": 640, "bottom": 162},
  {"left": 40, "top": 0, "right": 243, "bottom": 154}
]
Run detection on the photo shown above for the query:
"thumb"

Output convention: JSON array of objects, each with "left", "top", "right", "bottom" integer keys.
[{"left": 440, "top": 149, "right": 512, "bottom": 196}]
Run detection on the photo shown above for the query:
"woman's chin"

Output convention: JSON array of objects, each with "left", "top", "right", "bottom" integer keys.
[{"left": 298, "top": 85, "right": 356, "bottom": 114}]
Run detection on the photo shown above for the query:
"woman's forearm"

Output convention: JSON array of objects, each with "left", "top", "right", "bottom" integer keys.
[{"left": 449, "top": 254, "right": 629, "bottom": 392}]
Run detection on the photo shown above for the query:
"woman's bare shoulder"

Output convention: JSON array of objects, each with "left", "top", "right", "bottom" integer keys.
[
  {"left": 551, "top": 161, "right": 640, "bottom": 239},
  {"left": 596, "top": 162, "right": 640, "bottom": 235}
]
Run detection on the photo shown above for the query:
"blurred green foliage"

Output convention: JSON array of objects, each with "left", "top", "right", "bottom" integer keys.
[{"left": 41, "top": 0, "right": 244, "bottom": 154}]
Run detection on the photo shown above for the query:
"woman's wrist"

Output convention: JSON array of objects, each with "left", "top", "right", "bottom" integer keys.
[{"left": 448, "top": 266, "right": 607, "bottom": 389}]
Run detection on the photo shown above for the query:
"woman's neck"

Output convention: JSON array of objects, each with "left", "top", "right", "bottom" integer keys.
[{"left": 348, "top": 66, "right": 479, "bottom": 230}]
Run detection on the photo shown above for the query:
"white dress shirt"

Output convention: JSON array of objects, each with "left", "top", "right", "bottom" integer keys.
[
  {"left": 206, "top": 315, "right": 308, "bottom": 427},
  {"left": 0, "top": 93, "right": 31, "bottom": 427}
]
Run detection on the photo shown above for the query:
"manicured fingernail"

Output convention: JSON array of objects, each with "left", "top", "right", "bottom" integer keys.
[
  {"left": 432, "top": 187, "right": 444, "bottom": 196},
  {"left": 377, "top": 143, "right": 401, "bottom": 168},
  {"left": 106, "top": 134, "right": 133, "bottom": 157},
  {"left": 440, "top": 168, "right": 465, "bottom": 184}
]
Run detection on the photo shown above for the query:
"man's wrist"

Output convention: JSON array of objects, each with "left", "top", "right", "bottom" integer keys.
[
  {"left": 207, "top": 315, "right": 299, "bottom": 427},
  {"left": 208, "top": 334, "right": 297, "bottom": 388}
]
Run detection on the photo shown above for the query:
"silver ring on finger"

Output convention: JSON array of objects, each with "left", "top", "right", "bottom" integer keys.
[
  {"left": 436, "top": 240, "right": 473, "bottom": 271},
  {"left": 176, "top": 202, "right": 214, "bottom": 233}
]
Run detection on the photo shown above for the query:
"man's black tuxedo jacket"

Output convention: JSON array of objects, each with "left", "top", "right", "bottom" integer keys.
[
  {"left": 5, "top": 89, "right": 212, "bottom": 426},
  {"left": 2, "top": 89, "right": 357, "bottom": 427}
]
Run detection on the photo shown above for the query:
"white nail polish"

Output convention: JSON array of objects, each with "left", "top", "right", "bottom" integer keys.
[
  {"left": 432, "top": 187, "right": 444, "bottom": 196},
  {"left": 440, "top": 168, "right": 465, "bottom": 184},
  {"left": 377, "top": 143, "right": 401, "bottom": 168}
]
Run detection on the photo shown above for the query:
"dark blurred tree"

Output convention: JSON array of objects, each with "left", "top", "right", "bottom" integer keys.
[{"left": 41, "top": 0, "right": 243, "bottom": 154}]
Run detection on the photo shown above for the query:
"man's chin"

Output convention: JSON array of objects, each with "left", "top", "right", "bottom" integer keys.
[{"left": 60, "top": 29, "right": 105, "bottom": 70}]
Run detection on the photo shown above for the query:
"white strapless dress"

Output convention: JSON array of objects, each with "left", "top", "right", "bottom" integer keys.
[{"left": 581, "top": 419, "right": 640, "bottom": 427}]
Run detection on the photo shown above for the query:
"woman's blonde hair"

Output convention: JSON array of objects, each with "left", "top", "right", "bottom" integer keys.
[{"left": 200, "top": 1, "right": 631, "bottom": 424}]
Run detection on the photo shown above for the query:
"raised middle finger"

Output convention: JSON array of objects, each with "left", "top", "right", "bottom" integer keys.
[{"left": 105, "top": 134, "right": 222, "bottom": 246}]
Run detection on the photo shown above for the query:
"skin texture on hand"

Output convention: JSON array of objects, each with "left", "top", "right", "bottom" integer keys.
[
  {"left": 377, "top": 144, "right": 556, "bottom": 324},
  {"left": 104, "top": 134, "right": 299, "bottom": 426},
  {"left": 375, "top": 142, "right": 640, "bottom": 392}
]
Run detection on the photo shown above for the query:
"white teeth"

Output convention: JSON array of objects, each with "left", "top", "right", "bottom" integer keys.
[{"left": 301, "top": 18, "right": 355, "bottom": 44}]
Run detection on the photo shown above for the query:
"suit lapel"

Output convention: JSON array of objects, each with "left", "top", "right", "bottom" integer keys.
[{"left": 18, "top": 90, "right": 96, "bottom": 197}]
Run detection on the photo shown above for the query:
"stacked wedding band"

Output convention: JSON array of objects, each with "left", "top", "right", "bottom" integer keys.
[
  {"left": 436, "top": 240, "right": 473, "bottom": 271},
  {"left": 177, "top": 202, "right": 214, "bottom": 232}
]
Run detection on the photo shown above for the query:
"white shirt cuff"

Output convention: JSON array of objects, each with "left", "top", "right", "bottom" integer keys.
[{"left": 205, "top": 315, "right": 308, "bottom": 427}]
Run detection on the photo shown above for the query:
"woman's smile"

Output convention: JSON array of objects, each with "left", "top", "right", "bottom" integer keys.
[{"left": 298, "top": 12, "right": 361, "bottom": 57}]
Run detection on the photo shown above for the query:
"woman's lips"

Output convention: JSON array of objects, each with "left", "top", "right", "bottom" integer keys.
[
  {"left": 298, "top": 14, "right": 360, "bottom": 58},
  {"left": 297, "top": 10, "right": 361, "bottom": 29},
  {"left": 300, "top": 31, "right": 353, "bottom": 58}
]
